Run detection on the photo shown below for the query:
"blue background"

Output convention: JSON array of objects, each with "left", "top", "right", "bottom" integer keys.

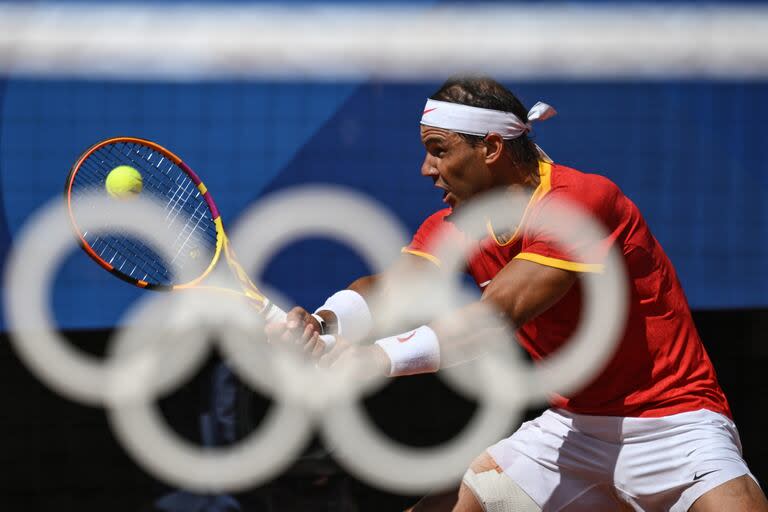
[{"left": 1, "top": 1, "right": 767, "bottom": 329}]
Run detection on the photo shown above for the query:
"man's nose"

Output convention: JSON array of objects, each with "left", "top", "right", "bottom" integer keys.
[{"left": 421, "top": 155, "right": 438, "bottom": 177}]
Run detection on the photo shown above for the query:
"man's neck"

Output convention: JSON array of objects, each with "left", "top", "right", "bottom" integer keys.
[{"left": 489, "top": 163, "right": 541, "bottom": 243}]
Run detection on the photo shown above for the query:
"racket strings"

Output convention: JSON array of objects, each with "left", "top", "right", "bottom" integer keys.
[
  {"left": 70, "top": 141, "right": 219, "bottom": 286},
  {"left": 77, "top": 157, "right": 174, "bottom": 283},
  {"left": 108, "top": 141, "right": 218, "bottom": 276},
  {"left": 171, "top": 201, "right": 210, "bottom": 266},
  {"left": 164, "top": 179, "right": 210, "bottom": 265}
]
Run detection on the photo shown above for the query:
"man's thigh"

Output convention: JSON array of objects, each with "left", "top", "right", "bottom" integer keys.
[
  {"left": 689, "top": 475, "right": 768, "bottom": 512},
  {"left": 617, "top": 410, "right": 758, "bottom": 511},
  {"left": 459, "top": 451, "right": 632, "bottom": 512},
  {"left": 487, "top": 410, "right": 621, "bottom": 511}
]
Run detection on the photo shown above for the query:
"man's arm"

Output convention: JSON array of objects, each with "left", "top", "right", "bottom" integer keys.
[
  {"left": 266, "top": 253, "right": 439, "bottom": 351},
  {"left": 481, "top": 258, "right": 577, "bottom": 327},
  {"left": 316, "top": 253, "right": 439, "bottom": 331},
  {"left": 360, "top": 258, "right": 578, "bottom": 374}
]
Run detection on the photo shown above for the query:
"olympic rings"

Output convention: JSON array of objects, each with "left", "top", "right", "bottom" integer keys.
[
  {"left": 3, "top": 186, "right": 629, "bottom": 493},
  {"left": 4, "top": 195, "right": 209, "bottom": 405},
  {"left": 107, "top": 293, "right": 315, "bottom": 491}
]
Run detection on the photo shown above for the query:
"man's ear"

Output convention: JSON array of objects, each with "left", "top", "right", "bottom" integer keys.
[{"left": 483, "top": 133, "right": 505, "bottom": 165}]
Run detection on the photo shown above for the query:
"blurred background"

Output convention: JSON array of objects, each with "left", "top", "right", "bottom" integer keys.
[{"left": 1, "top": 0, "right": 767, "bottom": 510}]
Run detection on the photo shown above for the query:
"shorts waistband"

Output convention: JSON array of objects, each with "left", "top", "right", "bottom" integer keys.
[{"left": 548, "top": 408, "right": 733, "bottom": 442}]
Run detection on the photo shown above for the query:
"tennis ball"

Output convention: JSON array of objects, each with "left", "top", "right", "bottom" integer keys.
[{"left": 105, "top": 165, "right": 143, "bottom": 199}]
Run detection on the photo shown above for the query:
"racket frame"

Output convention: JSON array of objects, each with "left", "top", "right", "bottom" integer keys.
[{"left": 65, "top": 136, "right": 229, "bottom": 293}]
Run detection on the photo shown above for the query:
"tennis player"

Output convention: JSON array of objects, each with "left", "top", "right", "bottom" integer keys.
[{"left": 267, "top": 76, "right": 767, "bottom": 512}]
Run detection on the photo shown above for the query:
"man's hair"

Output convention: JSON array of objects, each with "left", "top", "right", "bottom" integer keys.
[{"left": 429, "top": 75, "right": 539, "bottom": 173}]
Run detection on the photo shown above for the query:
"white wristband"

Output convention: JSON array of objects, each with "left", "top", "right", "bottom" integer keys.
[
  {"left": 375, "top": 325, "right": 441, "bottom": 377},
  {"left": 315, "top": 289, "right": 372, "bottom": 342}
]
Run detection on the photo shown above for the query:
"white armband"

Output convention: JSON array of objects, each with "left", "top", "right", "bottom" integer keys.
[
  {"left": 374, "top": 325, "right": 440, "bottom": 377},
  {"left": 315, "top": 289, "right": 372, "bottom": 342}
]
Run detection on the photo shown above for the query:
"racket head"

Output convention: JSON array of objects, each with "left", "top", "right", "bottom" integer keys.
[{"left": 65, "top": 137, "right": 224, "bottom": 289}]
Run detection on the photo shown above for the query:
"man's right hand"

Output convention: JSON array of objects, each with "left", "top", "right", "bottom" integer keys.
[{"left": 265, "top": 306, "right": 328, "bottom": 358}]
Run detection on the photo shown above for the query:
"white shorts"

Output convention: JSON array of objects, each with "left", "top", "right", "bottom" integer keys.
[{"left": 487, "top": 408, "right": 756, "bottom": 512}]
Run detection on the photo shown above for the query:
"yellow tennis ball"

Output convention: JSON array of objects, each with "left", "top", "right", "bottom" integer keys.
[{"left": 105, "top": 165, "right": 143, "bottom": 199}]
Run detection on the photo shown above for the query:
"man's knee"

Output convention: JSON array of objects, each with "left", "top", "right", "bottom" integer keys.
[{"left": 461, "top": 465, "right": 541, "bottom": 512}]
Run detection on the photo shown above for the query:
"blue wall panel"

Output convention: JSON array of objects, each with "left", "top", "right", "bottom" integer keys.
[{"left": 1, "top": 78, "right": 766, "bottom": 328}]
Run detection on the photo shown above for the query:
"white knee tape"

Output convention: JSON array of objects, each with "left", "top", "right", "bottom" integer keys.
[{"left": 463, "top": 469, "right": 541, "bottom": 512}]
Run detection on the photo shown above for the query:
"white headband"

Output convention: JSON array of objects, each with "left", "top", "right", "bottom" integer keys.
[{"left": 420, "top": 99, "right": 557, "bottom": 139}]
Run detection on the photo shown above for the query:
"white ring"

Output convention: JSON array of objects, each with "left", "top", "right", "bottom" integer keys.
[
  {"left": 3, "top": 194, "right": 203, "bottom": 404},
  {"left": 431, "top": 190, "right": 628, "bottom": 404}
]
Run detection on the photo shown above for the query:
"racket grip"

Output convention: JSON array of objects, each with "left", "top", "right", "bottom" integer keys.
[{"left": 263, "top": 302, "right": 287, "bottom": 323}]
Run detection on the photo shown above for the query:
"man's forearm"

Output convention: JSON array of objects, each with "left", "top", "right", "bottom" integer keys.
[{"left": 346, "top": 274, "right": 381, "bottom": 298}]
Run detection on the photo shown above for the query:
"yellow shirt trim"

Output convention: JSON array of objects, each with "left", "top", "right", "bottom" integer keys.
[
  {"left": 487, "top": 160, "right": 553, "bottom": 247},
  {"left": 514, "top": 252, "right": 604, "bottom": 273},
  {"left": 401, "top": 248, "right": 441, "bottom": 267}
]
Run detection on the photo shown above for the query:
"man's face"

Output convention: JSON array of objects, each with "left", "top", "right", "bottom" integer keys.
[{"left": 420, "top": 125, "right": 494, "bottom": 210}]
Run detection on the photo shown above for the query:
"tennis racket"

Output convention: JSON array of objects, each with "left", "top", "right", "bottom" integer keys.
[{"left": 64, "top": 136, "right": 287, "bottom": 323}]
